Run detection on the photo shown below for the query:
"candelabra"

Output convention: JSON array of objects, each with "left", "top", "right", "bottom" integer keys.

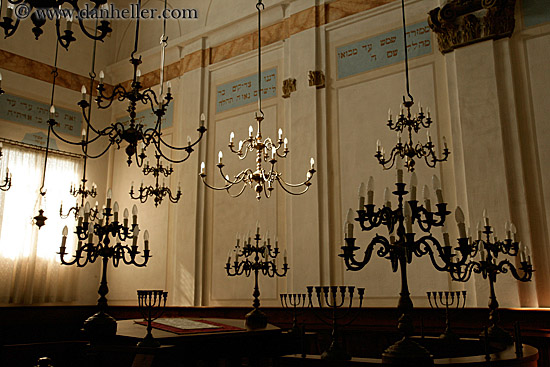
[
  {"left": 130, "top": 152, "right": 181, "bottom": 206},
  {"left": 0, "top": 1, "right": 112, "bottom": 49},
  {"left": 340, "top": 171, "right": 471, "bottom": 366},
  {"left": 0, "top": 142, "right": 12, "bottom": 191},
  {"left": 427, "top": 290, "right": 467, "bottom": 342},
  {"left": 46, "top": 0, "right": 206, "bottom": 169},
  {"left": 137, "top": 290, "right": 168, "bottom": 348},
  {"left": 226, "top": 225, "right": 288, "bottom": 329},
  {"left": 306, "top": 286, "right": 364, "bottom": 361},
  {"left": 199, "top": 0, "right": 315, "bottom": 200},
  {"left": 58, "top": 190, "right": 150, "bottom": 342},
  {"left": 448, "top": 211, "right": 533, "bottom": 345},
  {"left": 280, "top": 293, "right": 308, "bottom": 335}
]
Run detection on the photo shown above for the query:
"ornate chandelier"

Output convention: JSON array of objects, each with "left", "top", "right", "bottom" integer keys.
[
  {"left": 374, "top": 2, "right": 449, "bottom": 172},
  {"left": 129, "top": 151, "right": 182, "bottom": 206},
  {"left": 200, "top": 0, "right": 315, "bottom": 200},
  {"left": 45, "top": 0, "right": 206, "bottom": 170},
  {"left": 0, "top": 1, "right": 112, "bottom": 49}
]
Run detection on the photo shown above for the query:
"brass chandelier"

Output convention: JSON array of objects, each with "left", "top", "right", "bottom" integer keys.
[
  {"left": 0, "top": 1, "right": 112, "bottom": 49},
  {"left": 374, "top": 0, "right": 449, "bottom": 172},
  {"left": 200, "top": 0, "right": 315, "bottom": 200},
  {"left": 46, "top": 0, "right": 206, "bottom": 171}
]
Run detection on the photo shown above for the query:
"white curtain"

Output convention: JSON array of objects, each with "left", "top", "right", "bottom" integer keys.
[{"left": 0, "top": 144, "right": 82, "bottom": 304}]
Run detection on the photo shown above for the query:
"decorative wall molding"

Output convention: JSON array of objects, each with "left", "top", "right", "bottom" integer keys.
[
  {"left": 2, "top": 0, "right": 394, "bottom": 94},
  {"left": 428, "top": 0, "right": 516, "bottom": 54}
]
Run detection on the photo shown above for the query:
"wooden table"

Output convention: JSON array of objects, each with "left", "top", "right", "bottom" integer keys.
[{"left": 85, "top": 318, "right": 286, "bottom": 367}]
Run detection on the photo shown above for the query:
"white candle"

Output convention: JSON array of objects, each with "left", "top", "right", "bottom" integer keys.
[
  {"left": 84, "top": 202, "right": 91, "bottom": 222},
  {"left": 123, "top": 208, "right": 129, "bottom": 227},
  {"left": 81, "top": 85, "right": 86, "bottom": 100},
  {"left": 455, "top": 206, "right": 466, "bottom": 238},
  {"left": 432, "top": 175, "right": 443, "bottom": 203},
  {"left": 482, "top": 209, "right": 489, "bottom": 227},
  {"left": 113, "top": 201, "right": 119, "bottom": 222},
  {"left": 200, "top": 113, "right": 206, "bottom": 127},
  {"left": 477, "top": 221, "right": 482, "bottom": 240},
  {"left": 249, "top": 125, "right": 254, "bottom": 137},
  {"left": 384, "top": 187, "right": 391, "bottom": 208},
  {"left": 423, "top": 185, "right": 431, "bottom": 212},
  {"left": 511, "top": 223, "right": 518, "bottom": 242},
  {"left": 278, "top": 128, "right": 283, "bottom": 141},
  {"left": 229, "top": 131, "right": 235, "bottom": 144},
  {"left": 106, "top": 188, "right": 112, "bottom": 209},
  {"left": 346, "top": 208, "right": 354, "bottom": 238},
  {"left": 88, "top": 223, "right": 94, "bottom": 243},
  {"left": 366, "top": 176, "right": 374, "bottom": 205},
  {"left": 310, "top": 158, "right": 315, "bottom": 170},
  {"left": 133, "top": 225, "right": 140, "bottom": 246},
  {"left": 358, "top": 182, "right": 366, "bottom": 210},
  {"left": 396, "top": 158, "right": 403, "bottom": 184},
  {"left": 200, "top": 162, "right": 205, "bottom": 175},
  {"left": 132, "top": 204, "right": 138, "bottom": 225},
  {"left": 99, "top": 70, "right": 105, "bottom": 84},
  {"left": 61, "top": 226, "right": 68, "bottom": 248},
  {"left": 218, "top": 151, "right": 223, "bottom": 164},
  {"left": 410, "top": 172, "right": 418, "bottom": 201},
  {"left": 144, "top": 230, "right": 149, "bottom": 251}
]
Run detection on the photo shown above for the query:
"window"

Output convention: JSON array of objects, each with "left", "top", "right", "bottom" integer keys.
[{"left": 0, "top": 143, "right": 82, "bottom": 304}]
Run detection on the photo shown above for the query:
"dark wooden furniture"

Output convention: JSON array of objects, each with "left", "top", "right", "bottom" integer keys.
[{"left": 281, "top": 344, "right": 538, "bottom": 366}]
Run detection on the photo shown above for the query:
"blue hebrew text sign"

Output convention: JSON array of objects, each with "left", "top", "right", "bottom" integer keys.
[
  {"left": 22, "top": 132, "right": 59, "bottom": 150},
  {"left": 0, "top": 93, "right": 82, "bottom": 136},
  {"left": 336, "top": 21, "right": 432, "bottom": 79},
  {"left": 115, "top": 102, "right": 174, "bottom": 130},
  {"left": 216, "top": 68, "right": 277, "bottom": 113}
]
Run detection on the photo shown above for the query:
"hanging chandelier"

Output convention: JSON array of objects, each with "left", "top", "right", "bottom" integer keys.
[
  {"left": 129, "top": 151, "right": 181, "bottom": 206},
  {"left": 0, "top": 1, "right": 112, "bottom": 49},
  {"left": 374, "top": 2, "right": 449, "bottom": 172},
  {"left": 45, "top": 0, "right": 206, "bottom": 170},
  {"left": 200, "top": 0, "right": 316, "bottom": 200}
]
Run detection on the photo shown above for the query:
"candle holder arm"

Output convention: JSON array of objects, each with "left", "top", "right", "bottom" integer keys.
[{"left": 339, "top": 235, "right": 390, "bottom": 272}]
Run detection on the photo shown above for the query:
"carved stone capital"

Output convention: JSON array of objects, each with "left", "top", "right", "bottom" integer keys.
[
  {"left": 428, "top": 0, "right": 516, "bottom": 54},
  {"left": 308, "top": 71, "right": 325, "bottom": 89},
  {"left": 282, "top": 78, "right": 296, "bottom": 98}
]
